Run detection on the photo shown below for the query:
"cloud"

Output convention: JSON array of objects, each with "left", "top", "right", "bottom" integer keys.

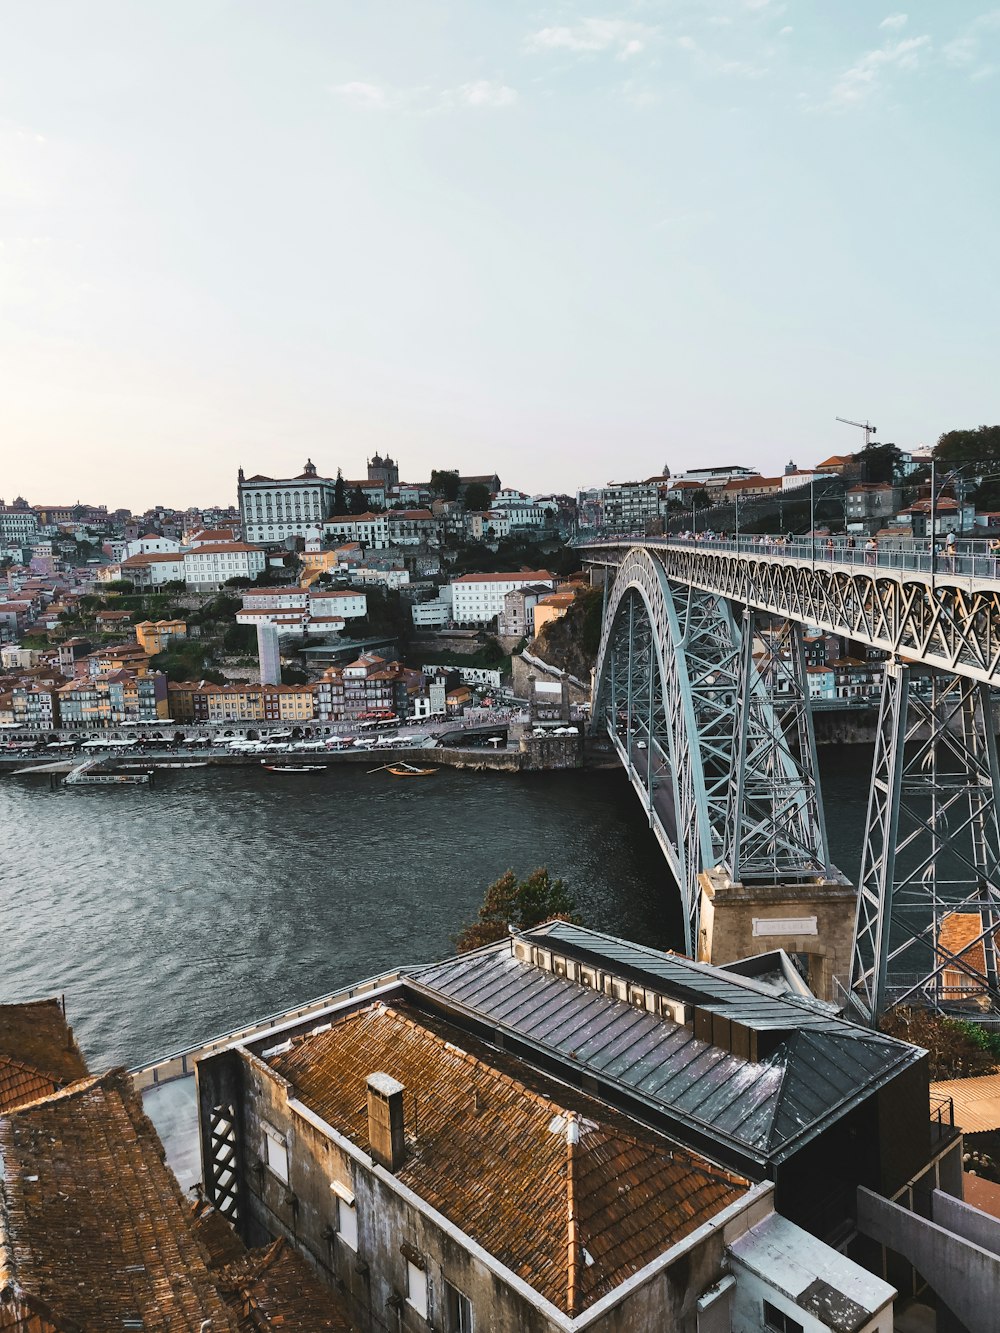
[
  {"left": 779, "top": 26, "right": 793, "bottom": 36},
  {"left": 828, "top": 34, "right": 931, "bottom": 108},
  {"left": 879, "top": 13, "right": 908, "bottom": 30},
  {"left": 333, "top": 82, "right": 397, "bottom": 110},
  {"left": 942, "top": 11, "right": 1000, "bottom": 74},
  {"left": 452, "top": 80, "right": 518, "bottom": 108},
  {"left": 525, "top": 18, "right": 655, "bottom": 59},
  {"left": 676, "top": 33, "right": 768, "bottom": 77},
  {"left": 333, "top": 79, "right": 518, "bottom": 113}
]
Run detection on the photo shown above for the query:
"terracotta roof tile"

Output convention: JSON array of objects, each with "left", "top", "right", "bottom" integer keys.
[
  {"left": 0, "top": 1068, "right": 239, "bottom": 1331},
  {"left": 0, "top": 1000, "right": 88, "bottom": 1090},
  {"left": 268, "top": 1003, "right": 748, "bottom": 1314},
  {"left": 215, "top": 1239, "right": 358, "bottom": 1331}
]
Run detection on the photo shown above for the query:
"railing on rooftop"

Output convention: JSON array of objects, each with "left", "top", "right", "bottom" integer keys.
[{"left": 581, "top": 532, "right": 1000, "bottom": 584}]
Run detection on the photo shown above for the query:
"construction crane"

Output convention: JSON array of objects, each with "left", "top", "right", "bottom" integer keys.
[{"left": 836, "top": 417, "right": 877, "bottom": 447}]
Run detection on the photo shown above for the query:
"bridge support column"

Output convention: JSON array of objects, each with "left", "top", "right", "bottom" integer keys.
[
  {"left": 698, "top": 867, "right": 856, "bottom": 1002},
  {"left": 848, "top": 663, "right": 1000, "bottom": 1026}
]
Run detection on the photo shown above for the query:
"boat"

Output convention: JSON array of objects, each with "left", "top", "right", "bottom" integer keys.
[
  {"left": 387, "top": 763, "right": 438, "bottom": 778},
  {"left": 262, "top": 763, "right": 327, "bottom": 773}
]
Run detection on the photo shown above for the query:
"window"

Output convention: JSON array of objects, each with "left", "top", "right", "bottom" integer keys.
[
  {"left": 263, "top": 1125, "right": 288, "bottom": 1184},
  {"left": 332, "top": 1181, "right": 358, "bottom": 1249},
  {"left": 763, "top": 1301, "right": 803, "bottom": 1333},
  {"left": 406, "top": 1261, "right": 428, "bottom": 1318},
  {"left": 444, "top": 1281, "right": 473, "bottom": 1333}
]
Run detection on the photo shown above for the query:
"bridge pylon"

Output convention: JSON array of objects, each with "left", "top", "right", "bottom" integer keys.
[{"left": 848, "top": 662, "right": 1000, "bottom": 1026}]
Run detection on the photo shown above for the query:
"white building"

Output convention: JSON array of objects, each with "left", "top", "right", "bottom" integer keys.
[
  {"left": 0, "top": 506, "right": 39, "bottom": 545},
  {"left": 122, "top": 534, "right": 182, "bottom": 559},
  {"left": 182, "top": 542, "right": 266, "bottom": 591},
  {"left": 239, "top": 460, "right": 337, "bottom": 544},
  {"left": 450, "top": 570, "right": 555, "bottom": 626},
  {"left": 465, "top": 511, "right": 511, "bottom": 540},
  {"left": 353, "top": 566, "right": 410, "bottom": 590},
  {"left": 307, "top": 589, "right": 368, "bottom": 619},
  {"left": 113, "top": 552, "right": 186, "bottom": 587},
  {"left": 411, "top": 588, "right": 453, "bottom": 629},
  {"left": 323, "top": 512, "right": 390, "bottom": 549}
]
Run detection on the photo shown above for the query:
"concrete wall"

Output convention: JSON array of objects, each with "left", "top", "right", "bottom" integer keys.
[
  {"left": 857, "top": 1187, "right": 999, "bottom": 1333},
  {"left": 728, "top": 1261, "right": 890, "bottom": 1333}
]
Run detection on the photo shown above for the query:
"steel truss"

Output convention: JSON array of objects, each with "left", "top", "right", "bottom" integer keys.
[
  {"left": 724, "top": 617, "right": 830, "bottom": 885},
  {"left": 848, "top": 662, "right": 1000, "bottom": 1025},
  {"left": 587, "top": 544, "right": 1000, "bottom": 685},
  {"left": 593, "top": 551, "right": 830, "bottom": 953}
]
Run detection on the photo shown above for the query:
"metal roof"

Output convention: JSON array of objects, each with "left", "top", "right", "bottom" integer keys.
[{"left": 406, "top": 926, "right": 922, "bottom": 1168}]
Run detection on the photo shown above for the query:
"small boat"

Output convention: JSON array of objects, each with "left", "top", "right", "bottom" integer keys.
[
  {"left": 387, "top": 763, "right": 438, "bottom": 778},
  {"left": 262, "top": 763, "right": 327, "bottom": 773},
  {"left": 157, "top": 761, "right": 210, "bottom": 769}
]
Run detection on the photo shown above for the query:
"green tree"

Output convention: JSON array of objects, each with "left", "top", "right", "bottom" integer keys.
[
  {"left": 349, "top": 485, "right": 368, "bottom": 515},
  {"left": 430, "top": 469, "right": 461, "bottom": 502},
  {"left": 223, "top": 622, "right": 256, "bottom": 653},
  {"left": 333, "top": 468, "right": 349, "bottom": 515},
  {"left": 455, "top": 868, "right": 579, "bottom": 953},
  {"left": 281, "top": 664, "right": 309, "bottom": 685},
  {"left": 934, "top": 424, "right": 1000, "bottom": 465},
  {"left": 103, "top": 580, "right": 135, "bottom": 594},
  {"left": 463, "top": 481, "right": 492, "bottom": 512}
]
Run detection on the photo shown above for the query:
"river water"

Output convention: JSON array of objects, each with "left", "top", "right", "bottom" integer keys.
[{"left": 0, "top": 750, "right": 871, "bottom": 1069}]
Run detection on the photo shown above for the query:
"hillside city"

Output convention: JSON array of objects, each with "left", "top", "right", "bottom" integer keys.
[{"left": 1, "top": 440, "right": 992, "bottom": 739}]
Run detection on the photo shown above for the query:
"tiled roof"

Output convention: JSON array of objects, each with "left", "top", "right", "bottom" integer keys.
[
  {"left": 452, "top": 570, "right": 554, "bottom": 584},
  {"left": 215, "top": 1239, "right": 358, "bottom": 1332},
  {"left": 0, "top": 1068, "right": 240, "bottom": 1331},
  {"left": 929, "top": 1073, "right": 1000, "bottom": 1134},
  {"left": 267, "top": 1003, "right": 747, "bottom": 1314},
  {"left": 0, "top": 999, "right": 88, "bottom": 1090}
]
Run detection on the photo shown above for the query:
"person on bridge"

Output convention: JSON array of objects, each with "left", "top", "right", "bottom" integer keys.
[
  {"left": 945, "top": 530, "right": 957, "bottom": 572},
  {"left": 989, "top": 536, "right": 1000, "bottom": 576},
  {"left": 865, "top": 537, "right": 878, "bottom": 566},
  {"left": 825, "top": 537, "right": 835, "bottom": 559}
]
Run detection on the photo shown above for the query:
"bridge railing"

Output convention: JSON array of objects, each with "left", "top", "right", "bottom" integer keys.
[{"left": 582, "top": 532, "right": 1000, "bottom": 582}]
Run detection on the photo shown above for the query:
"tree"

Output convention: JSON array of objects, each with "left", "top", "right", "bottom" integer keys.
[
  {"left": 455, "top": 868, "right": 579, "bottom": 952},
  {"left": 281, "top": 664, "right": 309, "bottom": 685},
  {"left": 430, "top": 469, "right": 461, "bottom": 502},
  {"left": 349, "top": 485, "right": 368, "bottom": 515},
  {"left": 935, "top": 424, "right": 1000, "bottom": 465},
  {"left": 463, "top": 481, "right": 491, "bottom": 512},
  {"left": 333, "top": 468, "right": 349, "bottom": 516},
  {"left": 851, "top": 442, "right": 902, "bottom": 485}
]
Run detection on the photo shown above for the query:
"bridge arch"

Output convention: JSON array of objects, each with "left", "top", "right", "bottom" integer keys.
[{"left": 593, "top": 548, "right": 742, "bottom": 952}]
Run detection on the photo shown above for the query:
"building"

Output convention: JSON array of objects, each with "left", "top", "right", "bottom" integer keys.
[
  {"left": 593, "top": 480, "right": 661, "bottom": 531},
  {"left": 238, "top": 460, "right": 337, "bottom": 544},
  {"left": 0, "top": 503, "right": 39, "bottom": 545},
  {"left": 497, "top": 583, "right": 552, "bottom": 638},
  {"left": 410, "top": 589, "right": 453, "bottom": 629},
  {"left": 57, "top": 670, "right": 168, "bottom": 726},
  {"left": 323, "top": 512, "right": 390, "bottom": 549},
  {"left": 845, "top": 484, "right": 902, "bottom": 523},
  {"left": 532, "top": 589, "right": 578, "bottom": 637},
  {"left": 257, "top": 622, "right": 282, "bottom": 686},
  {"left": 196, "top": 924, "right": 934, "bottom": 1332},
  {"left": 11, "top": 683, "right": 60, "bottom": 729},
  {"left": 113, "top": 551, "right": 186, "bottom": 587},
  {"left": 134, "top": 618, "right": 187, "bottom": 655},
  {"left": 720, "top": 475, "right": 784, "bottom": 501},
  {"left": 814, "top": 454, "right": 854, "bottom": 475},
  {"left": 367, "top": 453, "right": 400, "bottom": 487},
  {"left": 451, "top": 570, "right": 555, "bottom": 626},
  {"left": 386, "top": 509, "right": 439, "bottom": 545},
  {"left": 183, "top": 542, "right": 266, "bottom": 591}
]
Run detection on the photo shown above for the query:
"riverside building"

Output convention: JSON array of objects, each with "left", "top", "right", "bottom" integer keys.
[{"left": 195, "top": 922, "right": 939, "bottom": 1332}]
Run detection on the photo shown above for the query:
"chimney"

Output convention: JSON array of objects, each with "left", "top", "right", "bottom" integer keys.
[{"left": 366, "top": 1073, "right": 406, "bottom": 1171}]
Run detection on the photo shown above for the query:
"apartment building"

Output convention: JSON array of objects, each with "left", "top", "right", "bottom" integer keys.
[
  {"left": 450, "top": 570, "right": 554, "bottom": 626},
  {"left": 386, "top": 509, "right": 439, "bottom": 545},
  {"left": 11, "top": 683, "right": 60, "bottom": 729},
  {"left": 57, "top": 670, "right": 168, "bottom": 726},
  {"left": 0, "top": 504, "right": 39, "bottom": 545},
  {"left": 497, "top": 583, "right": 554, "bottom": 638},
  {"left": 113, "top": 551, "right": 186, "bottom": 587},
  {"left": 134, "top": 619, "right": 187, "bottom": 655},
  {"left": 182, "top": 542, "right": 266, "bottom": 592}
]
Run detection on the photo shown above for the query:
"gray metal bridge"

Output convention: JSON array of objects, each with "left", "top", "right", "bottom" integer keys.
[{"left": 583, "top": 535, "right": 1000, "bottom": 1027}]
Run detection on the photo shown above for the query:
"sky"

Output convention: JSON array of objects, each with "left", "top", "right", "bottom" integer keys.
[{"left": 2, "top": 2, "right": 999, "bottom": 512}]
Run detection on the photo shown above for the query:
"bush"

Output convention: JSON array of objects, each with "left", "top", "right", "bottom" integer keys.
[
  {"left": 880, "top": 1007, "right": 1000, "bottom": 1079},
  {"left": 455, "top": 868, "right": 579, "bottom": 953}
]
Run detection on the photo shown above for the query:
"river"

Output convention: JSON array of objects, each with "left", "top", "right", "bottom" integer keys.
[{"left": 0, "top": 749, "right": 872, "bottom": 1069}]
